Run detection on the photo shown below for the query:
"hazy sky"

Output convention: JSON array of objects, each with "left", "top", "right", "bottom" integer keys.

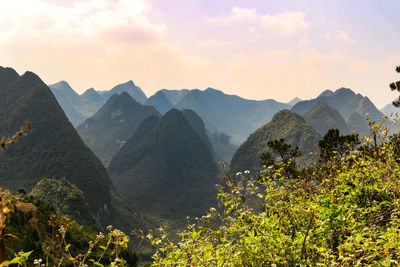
[{"left": 1, "top": 0, "right": 399, "bottom": 107}]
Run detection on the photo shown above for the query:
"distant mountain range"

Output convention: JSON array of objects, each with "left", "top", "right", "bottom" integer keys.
[
  {"left": 291, "top": 88, "right": 388, "bottom": 136},
  {"left": 77, "top": 92, "right": 160, "bottom": 166},
  {"left": 108, "top": 109, "right": 219, "bottom": 224},
  {"left": 172, "top": 87, "right": 290, "bottom": 144},
  {"left": 98, "top": 80, "right": 147, "bottom": 104},
  {"left": 49, "top": 80, "right": 148, "bottom": 126},
  {"left": 50, "top": 80, "right": 395, "bottom": 162},
  {"left": 287, "top": 97, "right": 303, "bottom": 106},
  {"left": 0, "top": 66, "right": 149, "bottom": 233},
  {"left": 51, "top": 82, "right": 290, "bottom": 145}
]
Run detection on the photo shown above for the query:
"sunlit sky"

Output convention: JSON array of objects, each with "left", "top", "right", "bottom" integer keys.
[{"left": 1, "top": 0, "right": 399, "bottom": 108}]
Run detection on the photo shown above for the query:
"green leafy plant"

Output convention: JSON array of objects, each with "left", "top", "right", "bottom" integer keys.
[{"left": 148, "top": 121, "right": 400, "bottom": 266}]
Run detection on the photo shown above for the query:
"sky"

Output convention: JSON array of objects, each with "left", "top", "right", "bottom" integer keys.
[{"left": 1, "top": 0, "right": 399, "bottom": 108}]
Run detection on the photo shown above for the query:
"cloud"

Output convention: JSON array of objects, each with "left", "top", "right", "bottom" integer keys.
[
  {"left": 335, "top": 31, "right": 356, "bottom": 43},
  {"left": 326, "top": 31, "right": 356, "bottom": 44},
  {"left": 259, "top": 11, "right": 309, "bottom": 34},
  {"left": 0, "top": 0, "right": 166, "bottom": 44},
  {"left": 207, "top": 7, "right": 309, "bottom": 35},
  {"left": 197, "top": 39, "right": 232, "bottom": 48},
  {"left": 231, "top": 7, "right": 258, "bottom": 20}
]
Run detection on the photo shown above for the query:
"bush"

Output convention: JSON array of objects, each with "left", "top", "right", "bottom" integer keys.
[{"left": 149, "top": 124, "right": 400, "bottom": 266}]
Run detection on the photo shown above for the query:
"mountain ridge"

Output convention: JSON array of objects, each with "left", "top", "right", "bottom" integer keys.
[{"left": 77, "top": 92, "right": 160, "bottom": 166}]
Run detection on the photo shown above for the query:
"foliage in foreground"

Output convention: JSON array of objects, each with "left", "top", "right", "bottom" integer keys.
[
  {"left": 149, "top": 123, "right": 400, "bottom": 266},
  {"left": 1, "top": 190, "right": 137, "bottom": 267}
]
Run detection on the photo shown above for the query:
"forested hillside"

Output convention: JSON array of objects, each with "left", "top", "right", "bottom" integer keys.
[
  {"left": 0, "top": 66, "right": 149, "bottom": 234},
  {"left": 108, "top": 109, "right": 219, "bottom": 226},
  {"left": 230, "top": 109, "right": 321, "bottom": 174}
]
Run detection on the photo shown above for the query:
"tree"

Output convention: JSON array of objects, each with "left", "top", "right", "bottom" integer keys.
[
  {"left": 260, "top": 138, "right": 302, "bottom": 179},
  {"left": 318, "top": 129, "right": 359, "bottom": 162},
  {"left": 390, "top": 65, "right": 400, "bottom": 107}
]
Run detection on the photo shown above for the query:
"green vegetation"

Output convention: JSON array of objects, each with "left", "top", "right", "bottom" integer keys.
[
  {"left": 0, "top": 67, "right": 111, "bottom": 214},
  {"left": 3, "top": 193, "right": 137, "bottom": 266},
  {"left": 149, "top": 121, "right": 400, "bottom": 266},
  {"left": 318, "top": 129, "right": 360, "bottom": 162},
  {"left": 0, "top": 126, "right": 138, "bottom": 266},
  {"left": 230, "top": 109, "right": 321, "bottom": 174},
  {"left": 0, "top": 66, "right": 149, "bottom": 240},
  {"left": 31, "top": 178, "right": 98, "bottom": 227}
]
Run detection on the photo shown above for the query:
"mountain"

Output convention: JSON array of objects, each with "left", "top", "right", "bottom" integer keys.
[
  {"left": 99, "top": 80, "right": 147, "bottom": 104},
  {"left": 181, "top": 109, "right": 213, "bottom": 153},
  {"left": 145, "top": 91, "right": 173, "bottom": 114},
  {"left": 208, "top": 132, "right": 238, "bottom": 163},
  {"left": 230, "top": 110, "right": 321, "bottom": 174},
  {"left": 81, "top": 87, "right": 105, "bottom": 104},
  {"left": 287, "top": 97, "right": 303, "bottom": 106},
  {"left": 50, "top": 80, "right": 148, "bottom": 126},
  {"left": 292, "top": 88, "right": 357, "bottom": 116},
  {"left": 174, "top": 88, "right": 290, "bottom": 144},
  {"left": 346, "top": 111, "right": 370, "bottom": 135},
  {"left": 49, "top": 81, "right": 107, "bottom": 126},
  {"left": 159, "top": 89, "right": 190, "bottom": 105},
  {"left": 0, "top": 66, "right": 148, "bottom": 233},
  {"left": 381, "top": 103, "right": 398, "bottom": 117},
  {"left": 303, "top": 102, "right": 350, "bottom": 136},
  {"left": 291, "top": 88, "right": 386, "bottom": 136},
  {"left": 108, "top": 109, "right": 219, "bottom": 224},
  {"left": 77, "top": 92, "right": 160, "bottom": 166},
  {"left": 49, "top": 81, "right": 87, "bottom": 126},
  {"left": 381, "top": 101, "right": 400, "bottom": 118},
  {"left": 181, "top": 109, "right": 237, "bottom": 163}
]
